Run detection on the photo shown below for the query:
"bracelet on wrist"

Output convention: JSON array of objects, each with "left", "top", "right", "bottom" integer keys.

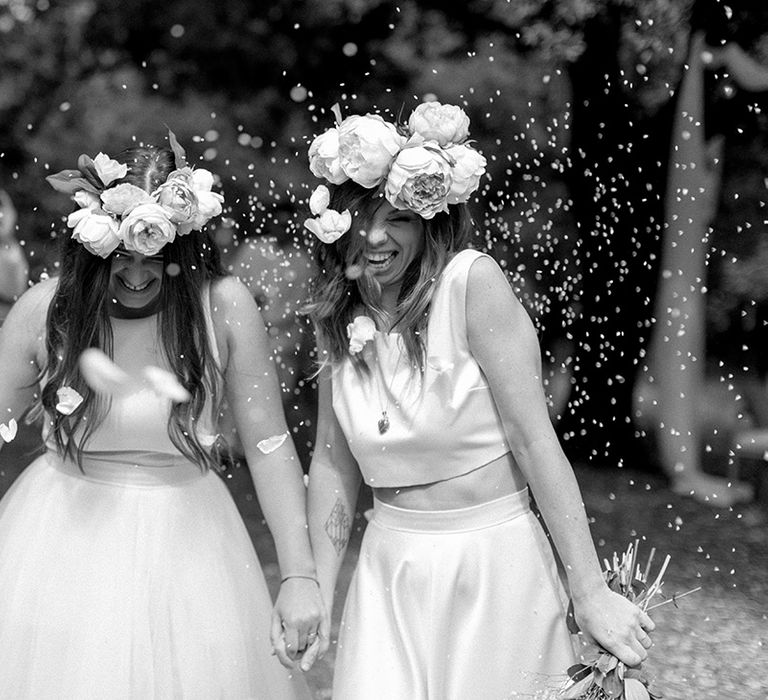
[{"left": 280, "top": 574, "right": 319, "bottom": 587}]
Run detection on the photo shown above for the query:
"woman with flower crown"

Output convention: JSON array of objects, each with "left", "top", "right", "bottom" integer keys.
[
  {"left": 0, "top": 135, "right": 325, "bottom": 697},
  {"left": 303, "top": 102, "right": 656, "bottom": 699}
]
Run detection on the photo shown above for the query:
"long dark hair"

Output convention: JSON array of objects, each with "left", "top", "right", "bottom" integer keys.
[
  {"left": 305, "top": 180, "right": 475, "bottom": 371},
  {"left": 41, "top": 146, "right": 226, "bottom": 470}
]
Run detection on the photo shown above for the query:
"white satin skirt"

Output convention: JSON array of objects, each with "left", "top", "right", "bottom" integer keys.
[
  {"left": 333, "top": 489, "right": 576, "bottom": 700},
  {"left": 0, "top": 450, "right": 311, "bottom": 700}
]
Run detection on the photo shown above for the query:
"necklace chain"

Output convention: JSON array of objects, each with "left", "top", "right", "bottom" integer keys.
[{"left": 374, "top": 339, "right": 404, "bottom": 435}]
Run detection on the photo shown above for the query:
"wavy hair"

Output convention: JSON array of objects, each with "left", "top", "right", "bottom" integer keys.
[
  {"left": 305, "top": 180, "right": 475, "bottom": 371},
  {"left": 41, "top": 146, "right": 226, "bottom": 470}
]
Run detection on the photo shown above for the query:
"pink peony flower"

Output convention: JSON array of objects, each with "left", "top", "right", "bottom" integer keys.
[
  {"left": 408, "top": 102, "right": 471, "bottom": 146},
  {"left": 308, "top": 128, "right": 348, "bottom": 185},
  {"left": 337, "top": 115, "right": 405, "bottom": 188},
  {"left": 384, "top": 144, "right": 453, "bottom": 219},
  {"left": 153, "top": 173, "right": 198, "bottom": 226},
  {"left": 67, "top": 207, "right": 121, "bottom": 258},
  {"left": 444, "top": 144, "right": 487, "bottom": 204},
  {"left": 100, "top": 183, "right": 152, "bottom": 216},
  {"left": 118, "top": 202, "right": 177, "bottom": 256}
]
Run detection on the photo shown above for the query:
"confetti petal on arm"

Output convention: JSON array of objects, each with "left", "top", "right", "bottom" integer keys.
[{"left": 256, "top": 431, "right": 289, "bottom": 455}]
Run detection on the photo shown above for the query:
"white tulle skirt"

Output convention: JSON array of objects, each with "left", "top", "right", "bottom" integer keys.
[
  {"left": 333, "top": 489, "right": 577, "bottom": 700},
  {"left": 0, "top": 450, "right": 311, "bottom": 700}
]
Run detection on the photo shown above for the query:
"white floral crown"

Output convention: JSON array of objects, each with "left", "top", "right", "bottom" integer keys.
[
  {"left": 46, "top": 130, "right": 224, "bottom": 258},
  {"left": 304, "top": 101, "right": 487, "bottom": 244}
]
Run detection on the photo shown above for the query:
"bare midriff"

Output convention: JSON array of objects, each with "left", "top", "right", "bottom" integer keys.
[{"left": 373, "top": 451, "right": 527, "bottom": 510}]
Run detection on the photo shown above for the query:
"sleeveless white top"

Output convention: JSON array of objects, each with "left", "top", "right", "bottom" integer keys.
[
  {"left": 332, "top": 249, "right": 511, "bottom": 488},
  {"left": 45, "top": 284, "right": 219, "bottom": 455}
]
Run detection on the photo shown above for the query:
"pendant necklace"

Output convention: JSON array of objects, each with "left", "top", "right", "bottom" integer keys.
[{"left": 375, "top": 339, "right": 404, "bottom": 435}]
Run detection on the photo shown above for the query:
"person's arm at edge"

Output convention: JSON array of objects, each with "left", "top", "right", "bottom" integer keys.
[
  {"left": 466, "top": 255, "right": 654, "bottom": 667},
  {"left": 306, "top": 356, "right": 362, "bottom": 624},
  {"left": 212, "top": 276, "right": 327, "bottom": 670},
  {"left": 0, "top": 279, "right": 54, "bottom": 453}
]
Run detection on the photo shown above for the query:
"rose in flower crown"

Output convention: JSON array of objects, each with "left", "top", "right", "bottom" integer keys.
[
  {"left": 46, "top": 130, "right": 224, "bottom": 258},
  {"left": 304, "top": 101, "right": 486, "bottom": 241}
]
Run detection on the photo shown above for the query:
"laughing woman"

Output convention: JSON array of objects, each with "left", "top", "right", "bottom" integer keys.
[
  {"left": 0, "top": 138, "right": 324, "bottom": 698},
  {"left": 304, "top": 103, "right": 655, "bottom": 699}
]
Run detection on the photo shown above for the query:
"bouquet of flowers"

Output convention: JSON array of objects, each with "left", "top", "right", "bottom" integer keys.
[{"left": 559, "top": 541, "right": 700, "bottom": 700}]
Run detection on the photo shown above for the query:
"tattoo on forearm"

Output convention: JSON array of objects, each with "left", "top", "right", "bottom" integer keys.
[{"left": 325, "top": 498, "right": 351, "bottom": 555}]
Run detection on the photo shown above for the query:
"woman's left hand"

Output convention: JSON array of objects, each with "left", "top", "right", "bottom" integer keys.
[
  {"left": 271, "top": 577, "right": 330, "bottom": 671},
  {"left": 572, "top": 586, "right": 656, "bottom": 668}
]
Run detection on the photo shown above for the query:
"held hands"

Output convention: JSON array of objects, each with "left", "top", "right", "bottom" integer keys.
[
  {"left": 573, "top": 586, "right": 655, "bottom": 668},
  {"left": 271, "top": 576, "right": 330, "bottom": 672}
]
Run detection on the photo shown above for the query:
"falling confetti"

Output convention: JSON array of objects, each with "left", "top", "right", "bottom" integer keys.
[
  {"left": 0, "top": 419, "right": 18, "bottom": 443},
  {"left": 142, "top": 366, "right": 192, "bottom": 403},
  {"left": 55, "top": 387, "right": 84, "bottom": 415},
  {"left": 79, "top": 348, "right": 132, "bottom": 396}
]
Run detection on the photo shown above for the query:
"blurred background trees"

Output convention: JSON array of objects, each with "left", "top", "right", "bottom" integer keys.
[{"left": 2, "top": 0, "right": 767, "bottom": 473}]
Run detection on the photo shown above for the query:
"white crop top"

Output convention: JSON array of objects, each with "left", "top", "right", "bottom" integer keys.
[
  {"left": 332, "top": 249, "right": 511, "bottom": 488},
  {"left": 44, "top": 284, "right": 219, "bottom": 455}
]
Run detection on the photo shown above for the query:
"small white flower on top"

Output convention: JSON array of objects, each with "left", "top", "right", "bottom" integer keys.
[
  {"left": 346, "top": 315, "right": 376, "bottom": 355},
  {"left": 92, "top": 153, "right": 128, "bottom": 188},
  {"left": 304, "top": 184, "right": 352, "bottom": 244}
]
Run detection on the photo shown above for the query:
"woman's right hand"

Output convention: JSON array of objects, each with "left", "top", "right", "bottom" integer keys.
[
  {"left": 270, "top": 576, "right": 330, "bottom": 672},
  {"left": 572, "top": 586, "right": 655, "bottom": 667}
]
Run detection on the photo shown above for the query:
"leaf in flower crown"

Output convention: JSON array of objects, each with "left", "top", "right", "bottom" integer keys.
[
  {"left": 77, "top": 154, "right": 105, "bottom": 191},
  {"left": 331, "top": 103, "right": 343, "bottom": 125},
  {"left": 46, "top": 171, "right": 100, "bottom": 195},
  {"left": 167, "top": 128, "right": 187, "bottom": 169}
]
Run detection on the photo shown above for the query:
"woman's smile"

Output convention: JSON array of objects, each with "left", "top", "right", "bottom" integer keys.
[
  {"left": 108, "top": 249, "right": 164, "bottom": 312},
  {"left": 365, "top": 250, "right": 398, "bottom": 271},
  {"left": 116, "top": 276, "right": 157, "bottom": 293}
]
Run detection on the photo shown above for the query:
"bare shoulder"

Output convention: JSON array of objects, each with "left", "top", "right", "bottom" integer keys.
[
  {"left": 3, "top": 277, "right": 57, "bottom": 330},
  {"left": 210, "top": 275, "right": 260, "bottom": 315},
  {"left": 209, "top": 274, "right": 267, "bottom": 342},
  {"left": 466, "top": 254, "right": 519, "bottom": 312},
  {"left": 465, "top": 254, "right": 538, "bottom": 356},
  {"left": 0, "top": 277, "right": 57, "bottom": 368}
]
